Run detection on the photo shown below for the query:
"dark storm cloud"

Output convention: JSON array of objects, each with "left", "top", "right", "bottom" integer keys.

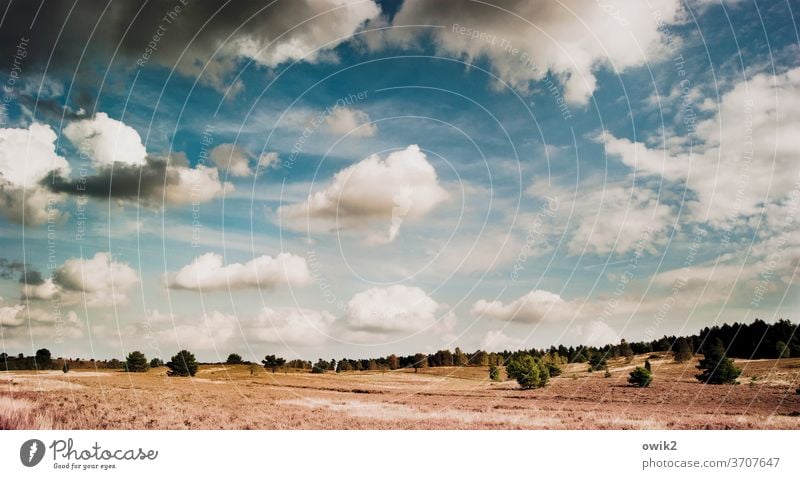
[
  {"left": 43, "top": 156, "right": 174, "bottom": 204},
  {"left": 0, "top": 258, "right": 24, "bottom": 279},
  {"left": 0, "top": 258, "right": 43, "bottom": 284},
  {"left": 0, "top": 0, "right": 380, "bottom": 91}
]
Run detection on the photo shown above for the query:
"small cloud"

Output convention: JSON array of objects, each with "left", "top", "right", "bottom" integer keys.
[{"left": 325, "top": 107, "right": 377, "bottom": 138}]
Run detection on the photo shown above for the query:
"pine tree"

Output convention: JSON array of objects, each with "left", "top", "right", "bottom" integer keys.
[
  {"left": 674, "top": 337, "right": 694, "bottom": 363},
  {"left": 125, "top": 351, "right": 150, "bottom": 372},
  {"left": 628, "top": 366, "right": 652, "bottom": 387},
  {"left": 695, "top": 338, "right": 741, "bottom": 385},
  {"left": 166, "top": 350, "right": 198, "bottom": 377}
]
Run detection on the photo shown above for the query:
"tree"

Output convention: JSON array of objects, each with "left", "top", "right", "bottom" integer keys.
[
  {"left": 674, "top": 337, "right": 693, "bottom": 363},
  {"left": 619, "top": 339, "right": 634, "bottom": 360},
  {"left": 226, "top": 353, "right": 243, "bottom": 364},
  {"left": 776, "top": 341, "right": 789, "bottom": 358},
  {"left": 387, "top": 354, "right": 399, "bottom": 370},
  {"left": 35, "top": 348, "right": 52, "bottom": 370},
  {"left": 125, "top": 351, "right": 150, "bottom": 372},
  {"left": 542, "top": 353, "right": 564, "bottom": 377},
  {"left": 695, "top": 338, "right": 741, "bottom": 385},
  {"left": 453, "top": 347, "right": 468, "bottom": 367},
  {"left": 506, "top": 355, "right": 549, "bottom": 389},
  {"left": 262, "top": 355, "right": 286, "bottom": 373},
  {"left": 150, "top": 358, "right": 164, "bottom": 368},
  {"left": 412, "top": 353, "right": 428, "bottom": 373},
  {"left": 628, "top": 366, "right": 652, "bottom": 387},
  {"left": 587, "top": 351, "right": 607, "bottom": 372},
  {"left": 489, "top": 364, "right": 500, "bottom": 381},
  {"left": 166, "top": 350, "right": 198, "bottom": 377}
]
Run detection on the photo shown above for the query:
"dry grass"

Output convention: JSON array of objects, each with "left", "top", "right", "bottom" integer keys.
[{"left": 1, "top": 355, "right": 798, "bottom": 430}]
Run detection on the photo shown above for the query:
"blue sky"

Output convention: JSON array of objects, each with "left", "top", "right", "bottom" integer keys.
[{"left": 0, "top": 0, "right": 798, "bottom": 361}]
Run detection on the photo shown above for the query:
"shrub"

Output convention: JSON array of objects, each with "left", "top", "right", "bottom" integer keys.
[
  {"left": 311, "top": 365, "right": 325, "bottom": 374},
  {"left": 62, "top": 362, "right": 69, "bottom": 374},
  {"left": 604, "top": 368, "right": 612, "bottom": 378},
  {"left": 149, "top": 358, "right": 164, "bottom": 368},
  {"left": 628, "top": 366, "right": 652, "bottom": 387},
  {"left": 506, "top": 355, "right": 549, "bottom": 389},
  {"left": 489, "top": 365, "right": 500, "bottom": 381},
  {"left": 125, "top": 351, "right": 150, "bottom": 372},
  {"left": 695, "top": 338, "right": 741, "bottom": 385},
  {"left": 226, "top": 353, "right": 243, "bottom": 364},
  {"left": 166, "top": 350, "right": 198, "bottom": 377}
]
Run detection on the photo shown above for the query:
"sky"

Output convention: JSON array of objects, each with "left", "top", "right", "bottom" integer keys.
[{"left": 0, "top": 0, "right": 798, "bottom": 362}]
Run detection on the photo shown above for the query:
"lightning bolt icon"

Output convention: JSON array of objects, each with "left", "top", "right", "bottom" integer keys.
[{"left": 29, "top": 442, "right": 37, "bottom": 462}]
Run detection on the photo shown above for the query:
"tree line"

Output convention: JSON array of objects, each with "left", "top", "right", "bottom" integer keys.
[{"left": 1, "top": 318, "right": 796, "bottom": 386}]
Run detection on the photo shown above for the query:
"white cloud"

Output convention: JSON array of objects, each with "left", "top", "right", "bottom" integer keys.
[
  {"left": 480, "top": 329, "right": 523, "bottom": 351},
  {"left": 567, "top": 185, "right": 672, "bottom": 256},
  {"left": 0, "top": 123, "right": 70, "bottom": 187},
  {"left": 165, "top": 252, "right": 311, "bottom": 292},
  {"left": 162, "top": 164, "right": 234, "bottom": 204},
  {"left": 471, "top": 289, "right": 578, "bottom": 323},
  {"left": 158, "top": 311, "right": 239, "bottom": 351},
  {"left": 52, "top": 252, "right": 140, "bottom": 307},
  {"left": 0, "top": 302, "right": 83, "bottom": 344},
  {"left": 247, "top": 307, "right": 335, "bottom": 346},
  {"left": 325, "top": 107, "right": 377, "bottom": 137},
  {"left": 570, "top": 320, "right": 620, "bottom": 347},
  {"left": 0, "top": 123, "right": 70, "bottom": 224},
  {"left": 165, "top": 0, "right": 381, "bottom": 92},
  {"left": 279, "top": 145, "right": 448, "bottom": 243},
  {"left": 63, "top": 112, "right": 147, "bottom": 167},
  {"left": 0, "top": 303, "right": 25, "bottom": 327},
  {"left": 21, "top": 278, "right": 59, "bottom": 301},
  {"left": 603, "top": 67, "right": 800, "bottom": 227},
  {"left": 258, "top": 152, "right": 280, "bottom": 170},
  {"left": 210, "top": 143, "right": 252, "bottom": 177},
  {"left": 377, "top": 0, "right": 683, "bottom": 105},
  {"left": 344, "top": 285, "right": 444, "bottom": 333}
]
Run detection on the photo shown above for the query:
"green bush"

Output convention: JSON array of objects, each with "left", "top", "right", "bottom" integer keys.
[
  {"left": 489, "top": 365, "right": 500, "bottom": 381},
  {"left": 149, "top": 358, "right": 163, "bottom": 368},
  {"left": 125, "top": 351, "right": 150, "bottom": 372},
  {"left": 695, "top": 338, "right": 741, "bottom": 385},
  {"left": 628, "top": 366, "right": 652, "bottom": 387},
  {"left": 311, "top": 365, "right": 325, "bottom": 374},
  {"left": 166, "top": 350, "right": 198, "bottom": 377},
  {"left": 226, "top": 353, "right": 243, "bottom": 364},
  {"left": 506, "top": 355, "right": 549, "bottom": 389}
]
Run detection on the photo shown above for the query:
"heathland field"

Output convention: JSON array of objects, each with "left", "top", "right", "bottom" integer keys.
[{"left": 1, "top": 354, "right": 799, "bottom": 429}]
